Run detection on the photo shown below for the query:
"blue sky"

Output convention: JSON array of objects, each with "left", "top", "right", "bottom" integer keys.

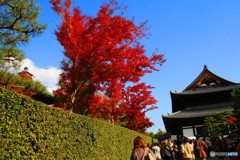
[{"left": 20, "top": 0, "right": 240, "bottom": 133}]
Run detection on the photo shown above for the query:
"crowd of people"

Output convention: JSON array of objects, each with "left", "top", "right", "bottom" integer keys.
[{"left": 130, "top": 135, "right": 240, "bottom": 160}]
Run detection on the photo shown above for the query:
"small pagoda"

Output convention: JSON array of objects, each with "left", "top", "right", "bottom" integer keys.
[
  {"left": 17, "top": 67, "right": 54, "bottom": 104},
  {"left": 162, "top": 65, "right": 240, "bottom": 137},
  {"left": 18, "top": 66, "right": 34, "bottom": 80}
]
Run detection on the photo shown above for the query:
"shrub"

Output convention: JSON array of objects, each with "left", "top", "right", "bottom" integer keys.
[
  {"left": 0, "top": 70, "right": 54, "bottom": 104},
  {"left": 0, "top": 87, "right": 153, "bottom": 159}
]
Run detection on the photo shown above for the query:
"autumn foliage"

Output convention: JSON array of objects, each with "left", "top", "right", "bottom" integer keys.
[
  {"left": 224, "top": 116, "right": 240, "bottom": 125},
  {"left": 51, "top": 0, "right": 165, "bottom": 132}
]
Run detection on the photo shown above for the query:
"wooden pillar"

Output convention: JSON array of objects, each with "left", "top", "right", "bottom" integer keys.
[{"left": 193, "top": 125, "right": 196, "bottom": 136}]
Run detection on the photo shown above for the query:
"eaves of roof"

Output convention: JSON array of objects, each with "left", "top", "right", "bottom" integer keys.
[
  {"left": 171, "top": 84, "right": 240, "bottom": 96},
  {"left": 162, "top": 102, "right": 234, "bottom": 119}
]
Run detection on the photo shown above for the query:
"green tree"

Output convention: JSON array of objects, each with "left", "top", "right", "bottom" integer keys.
[
  {"left": 204, "top": 89, "right": 240, "bottom": 139},
  {"left": 154, "top": 129, "right": 167, "bottom": 137},
  {"left": 232, "top": 89, "right": 240, "bottom": 111},
  {"left": 231, "top": 89, "right": 240, "bottom": 137},
  {"left": 0, "top": 0, "right": 47, "bottom": 70},
  {"left": 147, "top": 129, "right": 166, "bottom": 138},
  {"left": 204, "top": 111, "right": 233, "bottom": 138}
]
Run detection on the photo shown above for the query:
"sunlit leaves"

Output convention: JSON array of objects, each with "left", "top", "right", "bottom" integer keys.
[{"left": 51, "top": 0, "right": 165, "bottom": 132}]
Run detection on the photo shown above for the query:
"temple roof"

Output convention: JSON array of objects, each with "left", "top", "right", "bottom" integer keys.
[
  {"left": 171, "top": 83, "right": 240, "bottom": 95},
  {"left": 162, "top": 102, "right": 233, "bottom": 119},
  {"left": 183, "top": 65, "right": 237, "bottom": 92},
  {"left": 18, "top": 66, "right": 34, "bottom": 80},
  {"left": 169, "top": 65, "right": 240, "bottom": 112},
  {"left": 163, "top": 66, "right": 239, "bottom": 135}
]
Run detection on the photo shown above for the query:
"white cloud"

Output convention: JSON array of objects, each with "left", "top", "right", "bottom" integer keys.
[{"left": 18, "top": 58, "right": 62, "bottom": 93}]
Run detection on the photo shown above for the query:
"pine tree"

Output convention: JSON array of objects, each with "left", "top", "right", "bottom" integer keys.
[{"left": 0, "top": 0, "right": 47, "bottom": 70}]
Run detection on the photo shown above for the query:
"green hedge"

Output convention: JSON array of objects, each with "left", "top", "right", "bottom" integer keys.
[{"left": 0, "top": 87, "right": 153, "bottom": 159}]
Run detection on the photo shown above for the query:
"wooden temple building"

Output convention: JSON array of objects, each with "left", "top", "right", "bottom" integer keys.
[{"left": 162, "top": 65, "right": 240, "bottom": 138}]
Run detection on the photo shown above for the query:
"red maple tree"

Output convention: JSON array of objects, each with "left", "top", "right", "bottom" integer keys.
[{"left": 51, "top": 0, "right": 165, "bottom": 132}]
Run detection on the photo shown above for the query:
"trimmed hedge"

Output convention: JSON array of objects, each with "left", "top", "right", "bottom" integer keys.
[{"left": 0, "top": 87, "right": 153, "bottom": 159}]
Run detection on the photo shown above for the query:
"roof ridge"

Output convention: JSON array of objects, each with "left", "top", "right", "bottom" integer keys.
[{"left": 183, "top": 65, "right": 236, "bottom": 91}]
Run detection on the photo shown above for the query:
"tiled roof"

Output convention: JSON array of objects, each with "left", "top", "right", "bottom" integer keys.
[
  {"left": 171, "top": 84, "right": 240, "bottom": 95},
  {"left": 183, "top": 65, "right": 236, "bottom": 91},
  {"left": 163, "top": 102, "right": 233, "bottom": 119}
]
